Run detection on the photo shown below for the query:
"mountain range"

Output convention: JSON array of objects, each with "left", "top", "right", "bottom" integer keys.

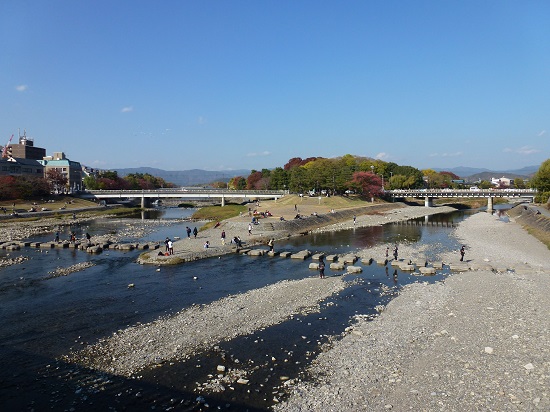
[
  {"left": 432, "top": 165, "right": 539, "bottom": 182},
  {"left": 115, "top": 167, "right": 251, "bottom": 187},
  {"left": 116, "top": 165, "right": 540, "bottom": 186}
]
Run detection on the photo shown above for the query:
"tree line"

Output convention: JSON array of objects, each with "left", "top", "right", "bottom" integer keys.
[{"left": 2, "top": 156, "right": 549, "bottom": 204}]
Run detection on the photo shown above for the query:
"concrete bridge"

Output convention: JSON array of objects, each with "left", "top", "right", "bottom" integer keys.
[
  {"left": 79, "top": 188, "right": 288, "bottom": 208},
  {"left": 387, "top": 188, "right": 537, "bottom": 211}
]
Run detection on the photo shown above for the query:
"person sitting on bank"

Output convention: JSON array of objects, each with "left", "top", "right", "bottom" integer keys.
[{"left": 204, "top": 240, "right": 210, "bottom": 249}]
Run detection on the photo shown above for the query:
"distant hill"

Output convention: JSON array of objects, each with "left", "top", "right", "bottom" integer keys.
[
  {"left": 433, "top": 165, "right": 539, "bottom": 181},
  {"left": 115, "top": 167, "right": 251, "bottom": 186}
]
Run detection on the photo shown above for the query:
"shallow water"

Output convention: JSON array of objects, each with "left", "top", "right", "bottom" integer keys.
[{"left": 0, "top": 207, "right": 474, "bottom": 410}]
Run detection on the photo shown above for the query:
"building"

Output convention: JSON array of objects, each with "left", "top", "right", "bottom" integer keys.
[
  {"left": 2, "top": 131, "right": 46, "bottom": 160},
  {"left": 491, "top": 176, "right": 514, "bottom": 187},
  {"left": 40, "top": 152, "right": 83, "bottom": 193},
  {"left": 0, "top": 157, "right": 44, "bottom": 177}
]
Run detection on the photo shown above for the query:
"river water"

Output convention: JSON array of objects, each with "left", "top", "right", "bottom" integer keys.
[{"left": 0, "top": 206, "right": 493, "bottom": 411}]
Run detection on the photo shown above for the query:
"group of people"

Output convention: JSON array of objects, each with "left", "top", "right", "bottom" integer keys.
[
  {"left": 164, "top": 237, "right": 174, "bottom": 255},
  {"left": 185, "top": 226, "right": 198, "bottom": 239}
]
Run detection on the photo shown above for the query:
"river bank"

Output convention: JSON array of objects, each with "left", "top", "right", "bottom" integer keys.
[{"left": 277, "top": 211, "right": 550, "bottom": 411}]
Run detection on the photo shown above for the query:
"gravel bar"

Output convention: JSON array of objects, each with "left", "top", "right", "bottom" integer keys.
[
  {"left": 65, "top": 276, "right": 346, "bottom": 377},
  {"left": 277, "top": 211, "right": 550, "bottom": 411}
]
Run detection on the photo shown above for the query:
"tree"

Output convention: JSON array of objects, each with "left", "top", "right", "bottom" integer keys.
[
  {"left": 531, "top": 159, "right": 550, "bottom": 203},
  {"left": 246, "top": 171, "right": 263, "bottom": 189},
  {"left": 350, "top": 172, "right": 383, "bottom": 199},
  {"left": 46, "top": 169, "right": 68, "bottom": 193},
  {"left": 229, "top": 176, "right": 246, "bottom": 190}
]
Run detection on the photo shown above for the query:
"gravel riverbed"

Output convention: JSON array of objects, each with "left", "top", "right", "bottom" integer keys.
[{"left": 277, "top": 211, "right": 550, "bottom": 411}]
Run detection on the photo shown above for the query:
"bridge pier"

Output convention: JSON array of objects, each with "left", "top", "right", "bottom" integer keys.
[
  {"left": 221, "top": 195, "right": 225, "bottom": 207},
  {"left": 487, "top": 196, "right": 493, "bottom": 213},
  {"left": 424, "top": 196, "right": 434, "bottom": 207}
]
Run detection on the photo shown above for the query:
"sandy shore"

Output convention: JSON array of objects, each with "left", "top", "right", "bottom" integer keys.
[{"left": 277, "top": 211, "right": 550, "bottom": 411}]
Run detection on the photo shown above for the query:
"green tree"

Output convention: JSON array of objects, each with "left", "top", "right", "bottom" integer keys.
[{"left": 531, "top": 159, "right": 550, "bottom": 203}]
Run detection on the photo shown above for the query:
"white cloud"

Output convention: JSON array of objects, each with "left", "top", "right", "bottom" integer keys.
[
  {"left": 197, "top": 116, "right": 206, "bottom": 125},
  {"left": 246, "top": 151, "right": 271, "bottom": 157},
  {"left": 428, "top": 152, "right": 462, "bottom": 157},
  {"left": 503, "top": 146, "right": 539, "bottom": 155},
  {"left": 375, "top": 152, "right": 389, "bottom": 160},
  {"left": 121, "top": 106, "right": 133, "bottom": 113},
  {"left": 538, "top": 130, "right": 546, "bottom": 137},
  {"left": 15, "top": 84, "right": 28, "bottom": 92},
  {"left": 517, "top": 146, "right": 539, "bottom": 155}
]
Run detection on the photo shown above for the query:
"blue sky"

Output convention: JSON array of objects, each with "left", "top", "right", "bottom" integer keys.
[{"left": 1, "top": 0, "right": 548, "bottom": 172}]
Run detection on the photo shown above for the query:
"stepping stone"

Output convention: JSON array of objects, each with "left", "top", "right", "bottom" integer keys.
[
  {"left": 267, "top": 251, "right": 279, "bottom": 257},
  {"left": 419, "top": 266, "right": 436, "bottom": 275},
  {"left": 448, "top": 263, "right": 469, "bottom": 271},
  {"left": 248, "top": 249, "right": 265, "bottom": 256},
  {"left": 341, "top": 254, "right": 357, "bottom": 264},
  {"left": 325, "top": 254, "right": 338, "bottom": 262},
  {"left": 413, "top": 258, "right": 427, "bottom": 267},
  {"left": 390, "top": 259, "right": 401, "bottom": 267},
  {"left": 279, "top": 251, "right": 291, "bottom": 258},
  {"left": 312, "top": 253, "right": 325, "bottom": 260},
  {"left": 399, "top": 264, "right": 415, "bottom": 271},
  {"left": 309, "top": 262, "right": 319, "bottom": 270},
  {"left": 375, "top": 258, "right": 388, "bottom": 266},
  {"left": 40, "top": 243, "right": 55, "bottom": 248},
  {"left": 330, "top": 262, "right": 345, "bottom": 270},
  {"left": 291, "top": 250, "right": 311, "bottom": 260},
  {"left": 432, "top": 261, "right": 444, "bottom": 270},
  {"left": 346, "top": 265, "right": 362, "bottom": 273}
]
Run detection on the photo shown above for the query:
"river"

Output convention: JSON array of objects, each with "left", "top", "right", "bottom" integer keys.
[{"left": 0, "top": 206, "right": 498, "bottom": 411}]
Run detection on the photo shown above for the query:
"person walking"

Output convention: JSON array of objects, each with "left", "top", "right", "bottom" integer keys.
[
  {"left": 460, "top": 245, "right": 465, "bottom": 261},
  {"left": 393, "top": 244, "right": 398, "bottom": 260},
  {"left": 186, "top": 227, "right": 191, "bottom": 238},
  {"left": 268, "top": 238, "right": 274, "bottom": 252},
  {"left": 319, "top": 257, "right": 325, "bottom": 279},
  {"left": 193, "top": 227, "right": 198, "bottom": 238},
  {"left": 221, "top": 230, "right": 226, "bottom": 245},
  {"left": 353, "top": 215, "right": 356, "bottom": 225},
  {"left": 168, "top": 239, "right": 174, "bottom": 255},
  {"left": 248, "top": 223, "right": 252, "bottom": 235},
  {"left": 164, "top": 237, "right": 170, "bottom": 252}
]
